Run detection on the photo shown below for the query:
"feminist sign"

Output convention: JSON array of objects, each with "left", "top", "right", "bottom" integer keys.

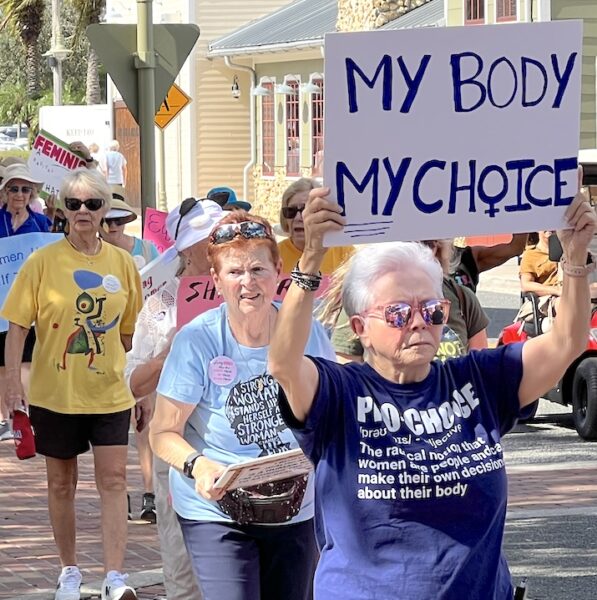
[{"left": 323, "top": 21, "right": 583, "bottom": 246}]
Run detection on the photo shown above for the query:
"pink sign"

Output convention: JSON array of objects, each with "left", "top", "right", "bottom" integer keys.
[
  {"left": 176, "top": 275, "right": 330, "bottom": 329},
  {"left": 143, "top": 208, "right": 174, "bottom": 253}
]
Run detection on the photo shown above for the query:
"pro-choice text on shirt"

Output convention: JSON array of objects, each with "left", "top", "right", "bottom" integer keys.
[
  {"left": 355, "top": 383, "right": 504, "bottom": 502},
  {"left": 323, "top": 21, "right": 583, "bottom": 245}
]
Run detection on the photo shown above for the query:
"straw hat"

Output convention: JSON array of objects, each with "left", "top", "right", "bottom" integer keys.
[
  {"left": 107, "top": 185, "right": 137, "bottom": 224},
  {"left": 0, "top": 163, "right": 43, "bottom": 191}
]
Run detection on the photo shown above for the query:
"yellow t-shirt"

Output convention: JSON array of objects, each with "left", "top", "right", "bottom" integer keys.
[
  {"left": 278, "top": 238, "right": 354, "bottom": 275},
  {"left": 1, "top": 238, "right": 143, "bottom": 414}
]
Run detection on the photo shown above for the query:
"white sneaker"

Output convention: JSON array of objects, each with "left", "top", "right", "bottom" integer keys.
[
  {"left": 0, "top": 420, "right": 13, "bottom": 441},
  {"left": 101, "top": 571, "right": 137, "bottom": 600},
  {"left": 54, "top": 566, "right": 82, "bottom": 600}
]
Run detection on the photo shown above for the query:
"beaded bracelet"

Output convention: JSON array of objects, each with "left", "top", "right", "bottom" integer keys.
[
  {"left": 291, "top": 263, "right": 322, "bottom": 291},
  {"left": 561, "top": 254, "right": 596, "bottom": 278}
]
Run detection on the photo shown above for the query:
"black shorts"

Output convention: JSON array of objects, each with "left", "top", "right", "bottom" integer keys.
[
  {"left": 29, "top": 405, "right": 131, "bottom": 460},
  {"left": 0, "top": 328, "right": 36, "bottom": 367}
]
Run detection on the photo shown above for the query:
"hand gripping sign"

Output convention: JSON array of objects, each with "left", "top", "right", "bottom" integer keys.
[{"left": 322, "top": 21, "right": 583, "bottom": 246}]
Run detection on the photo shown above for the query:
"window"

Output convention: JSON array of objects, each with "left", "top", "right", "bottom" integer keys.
[
  {"left": 465, "top": 0, "right": 484, "bottom": 24},
  {"left": 285, "top": 80, "right": 300, "bottom": 177},
  {"left": 261, "top": 82, "right": 275, "bottom": 176},
  {"left": 311, "top": 78, "right": 324, "bottom": 177},
  {"left": 496, "top": 0, "right": 516, "bottom": 22}
]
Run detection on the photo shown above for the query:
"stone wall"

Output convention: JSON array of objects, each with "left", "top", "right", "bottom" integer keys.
[{"left": 337, "top": 0, "right": 431, "bottom": 32}]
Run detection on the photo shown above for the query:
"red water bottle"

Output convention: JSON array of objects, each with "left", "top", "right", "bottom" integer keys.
[{"left": 12, "top": 409, "right": 36, "bottom": 460}]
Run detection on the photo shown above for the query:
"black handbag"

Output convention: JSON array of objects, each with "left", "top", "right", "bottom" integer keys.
[{"left": 217, "top": 474, "right": 308, "bottom": 525}]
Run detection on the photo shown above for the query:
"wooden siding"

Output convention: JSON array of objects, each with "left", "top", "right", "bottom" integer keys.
[
  {"left": 552, "top": 1, "right": 597, "bottom": 149},
  {"left": 193, "top": 0, "right": 295, "bottom": 202}
]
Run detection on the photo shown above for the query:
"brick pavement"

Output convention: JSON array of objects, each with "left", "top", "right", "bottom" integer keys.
[{"left": 2, "top": 436, "right": 597, "bottom": 599}]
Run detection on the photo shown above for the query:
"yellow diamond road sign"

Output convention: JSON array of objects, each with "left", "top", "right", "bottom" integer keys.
[{"left": 155, "top": 84, "right": 192, "bottom": 129}]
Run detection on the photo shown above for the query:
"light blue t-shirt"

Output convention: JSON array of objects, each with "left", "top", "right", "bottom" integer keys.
[
  {"left": 131, "top": 236, "right": 159, "bottom": 268},
  {"left": 157, "top": 302, "right": 336, "bottom": 522}
]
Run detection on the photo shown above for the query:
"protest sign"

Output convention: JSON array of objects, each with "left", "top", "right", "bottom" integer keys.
[
  {"left": 27, "top": 130, "right": 88, "bottom": 199},
  {"left": 140, "top": 253, "right": 178, "bottom": 301},
  {"left": 176, "top": 275, "right": 330, "bottom": 329},
  {"left": 0, "top": 233, "right": 62, "bottom": 331},
  {"left": 322, "top": 21, "right": 583, "bottom": 246},
  {"left": 213, "top": 448, "right": 312, "bottom": 491},
  {"left": 143, "top": 208, "right": 173, "bottom": 253}
]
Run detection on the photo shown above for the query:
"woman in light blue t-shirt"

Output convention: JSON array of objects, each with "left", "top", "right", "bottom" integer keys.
[{"left": 151, "top": 209, "right": 335, "bottom": 600}]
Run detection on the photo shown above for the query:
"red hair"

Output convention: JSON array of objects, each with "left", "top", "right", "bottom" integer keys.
[{"left": 207, "top": 210, "right": 280, "bottom": 271}]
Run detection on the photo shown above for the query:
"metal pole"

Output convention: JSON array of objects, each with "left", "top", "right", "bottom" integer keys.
[
  {"left": 136, "top": 0, "right": 157, "bottom": 222},
  {"left": 157, "top": 128, "right": 167, "bottom": 211}
]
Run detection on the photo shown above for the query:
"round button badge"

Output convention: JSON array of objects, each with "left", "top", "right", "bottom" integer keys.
[
  {"left": 208, "top": 356, "right": 237, "bottom": 386},
  {"left": 103, "top": 274, "right": 122, "bottom": 294}
]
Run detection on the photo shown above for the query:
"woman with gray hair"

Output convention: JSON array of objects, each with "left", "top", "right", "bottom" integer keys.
[
  {"left": 1, "top": 168, "right": 143, "bottom": 600},
  {"left": 269, "top": 181, "right": 596, "bottom": 599}
]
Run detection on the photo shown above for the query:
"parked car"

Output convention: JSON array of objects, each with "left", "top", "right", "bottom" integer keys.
[{"left": 0, "top": 133, "right": 17, "bottom": 151}]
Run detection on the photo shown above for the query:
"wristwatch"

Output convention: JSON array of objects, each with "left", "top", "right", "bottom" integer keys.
[{"left": 183, "top": 451, "right": 202, "bottom": 479}]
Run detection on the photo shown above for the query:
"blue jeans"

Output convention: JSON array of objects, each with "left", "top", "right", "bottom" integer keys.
[{"left": 178, "top": 516, "right": 318, "bottom": 600}]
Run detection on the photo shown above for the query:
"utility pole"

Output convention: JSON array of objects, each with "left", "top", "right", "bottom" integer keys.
[
  {"left": 135, "top": 0, "right": 157, "bottom": 217},
  {"left": 45, "top": 0, "right": 71, "bottom": 105}
]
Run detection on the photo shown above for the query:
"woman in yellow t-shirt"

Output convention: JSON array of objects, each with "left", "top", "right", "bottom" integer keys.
[
  {"left": 277, "top": 178, "right": 353, "bottom": 275},
  {"left": 1, "top": 169, "right": 143, "bottom": 599}
]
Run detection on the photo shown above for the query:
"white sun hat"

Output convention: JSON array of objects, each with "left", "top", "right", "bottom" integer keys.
[{"left": 162, "top": 198, "right": 225, "bottom": 262}]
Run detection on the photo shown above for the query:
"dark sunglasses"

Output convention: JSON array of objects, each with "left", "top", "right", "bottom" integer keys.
[
  {"left": 364, "top": 299, "right": 451, "bottom": 329},
  {"left": 174, "top": 197, "right": 202, "bottom": 240},
  {"left": 208, "top": 190, "right": 232, "bottom": 208},
  {"left": 7, "top": 185, "right": 33, "bottom": 194},
  {"left": 282, "top": 205, "right": 305, "bottom": 220},
  {"left": 64, "top": 197, "right": 105, "bottom": 212},
  {"left": 210, "top": 221, "right": 271, "bottom": 245},
  {"left": 105, "top": 217, "right": 129, "bottom": 227}
]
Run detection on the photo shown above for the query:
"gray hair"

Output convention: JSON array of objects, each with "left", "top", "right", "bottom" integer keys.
[
  {"left": 342, "top": 242, "right": 444, "bottom": 316},
  {"left": 59, "top": 168, "right": 112, "bottom": 209},
  {"left": 109, "top": 140, "right": 120, "bottom": 151}
]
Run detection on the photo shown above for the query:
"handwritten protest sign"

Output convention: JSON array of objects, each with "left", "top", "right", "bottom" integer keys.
[
  {"left": 322, "top": 21, "right": 583, "bottom": 246},
  {"left": 0, "top": 233, "right": 62, "bottom": 331},
  {"left": 140, "top": 253, "right": 178, "bottom": 301},
  {"left": 177, "top": 275, "right": 330, "bottom": 329},
  {"left": 143, "top": 208, "right": 173, "bottom": 253},
  {"left": 28, "top": 130, "right": 88, "bottom": 199}
]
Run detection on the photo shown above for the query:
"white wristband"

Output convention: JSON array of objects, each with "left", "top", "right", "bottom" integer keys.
[{"left": 561, "top": 255, "right": 596, "bottom": 277}]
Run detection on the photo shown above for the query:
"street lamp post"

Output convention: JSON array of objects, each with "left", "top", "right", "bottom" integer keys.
[{"left": 43, "top": 0, "right": 71, "bottom": 105}]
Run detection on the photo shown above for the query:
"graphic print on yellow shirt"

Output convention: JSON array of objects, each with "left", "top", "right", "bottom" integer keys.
[
  {"left": 59, "top": 269, "right": 122, "bottom": 372},
  {"left": 1, "top": 238, "right": 142, "bottom": 414}
]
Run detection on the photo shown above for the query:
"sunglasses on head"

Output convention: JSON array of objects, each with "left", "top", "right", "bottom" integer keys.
[
  {"left": 210, "top": 221, "right": 271, "bottom": 245},
  {"left": 174, "top": 197, "right": 202, "bottom": 240},
  {"left": 364, "top": 299, "right": 450, "bottom": 329},
  {"left": 208, "top": 190, "right": 232, "bottom": 208},
  {"left": 282, "top": 205, "right": 305, "bottom": 220},
  {"left": 7, "top": 185, "right": 33, "bottom": 194},
  {"left": 64, "top": 197, "right": 105, "bottom": 212}
]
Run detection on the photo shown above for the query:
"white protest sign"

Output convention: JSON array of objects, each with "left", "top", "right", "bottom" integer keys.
[
  {"left": 0, "top": 233, "right": 62, "bottom": 331},
  {"left": 140, "top": 252, "right": 178, "bottom": 301},
  {"left": 28, "top": 130, "right": 88, "bottom": 199},
  {"left": 323, "top": 21, "right": 583, "bottom": 246}
]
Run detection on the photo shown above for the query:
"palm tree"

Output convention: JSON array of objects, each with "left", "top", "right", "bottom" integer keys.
[
  {"left": 66, "top": 0, "right": 105, "bottom": 104},
  {"left": 0, "top": 0, "right": 46, "bottom": 99}
]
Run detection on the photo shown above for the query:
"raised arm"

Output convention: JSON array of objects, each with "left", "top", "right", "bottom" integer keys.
[
  {"left": 472, "top": 233, "right": 528, "bottom": 273},
  {"left": 269, "top": 188, "right": 345, "bottom": 422},
  {"left": 519, "top": 174, "right": 596, "bottom": 407}
]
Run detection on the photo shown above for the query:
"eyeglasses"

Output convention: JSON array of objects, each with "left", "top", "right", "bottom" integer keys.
[
  {"left": 282, "top": 205, "right": 305, "bottom": 220},
  {"left": 207, "top": 190, "right": 232, "bottom": 208},
  {"left": 174, "top": 197, "right": 201, "bottom": 240},
  {"left": 210, "top": 221, "right": 271, "bottom": 245},
  {"left": 7, "top": 185, "right": 33, "bottom": 194},
  {"left": 64, "top": 197, "right": 105, "bottom": 212},
  {"left": 363, "top": 299, "right": 450, "bottom": 329},
  {"left": 105, "top": 217, "right": 128, "bottom": 227}
]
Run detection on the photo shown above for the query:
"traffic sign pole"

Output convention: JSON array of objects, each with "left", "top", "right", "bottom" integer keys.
[{"left": 136, "top": 0, "right": 157, "bottom": 218}]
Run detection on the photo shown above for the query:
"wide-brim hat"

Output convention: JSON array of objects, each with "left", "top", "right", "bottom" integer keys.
[
  {"left": 0, "top": 163, "right": 43, "bottom": 191},
  {"left": 163, "top": 198, "right": 226, "bottom": 263},
  {"left": 106, "top": 185, "right": 137, "bottom": 223}
]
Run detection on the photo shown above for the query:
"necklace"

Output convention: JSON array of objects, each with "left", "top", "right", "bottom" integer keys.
[{"left": 66, "top": 234, "right": 102, "bottom": 257}]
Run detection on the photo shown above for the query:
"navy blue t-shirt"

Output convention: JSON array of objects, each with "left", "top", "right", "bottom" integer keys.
[
  {"left": 280, "top": 343, "right": 524, "bottom": 600},
  {"left": 0, "top": 206, "right": 51, "bottom": 237}
]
